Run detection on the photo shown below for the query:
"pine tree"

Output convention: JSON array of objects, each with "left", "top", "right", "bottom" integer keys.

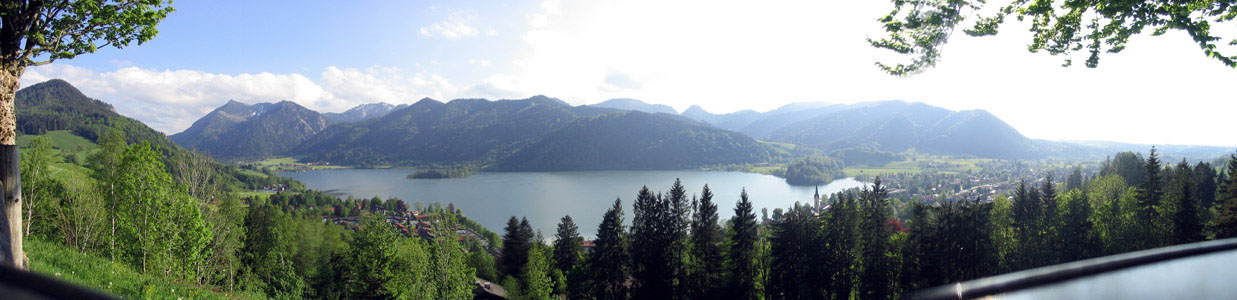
[
  {"left": 1169, "top": 160, "right": 1203, "bottom": 244},
  {"left": 630, "top": 186, "right": 674, "bottom": 299},
  {"left": 1136, "top": 147, "right": 1166, "bottom": 249},
  {"left": 768, "top": 204, "right": 822, "bottom": 299},
  {"left": 552, "top": 215, "right": 581, "bottom": 275},
  {"left": 1011, "top": 179, "right": 1043, "bottom": 269},
  {"left": 666, "top": 179, "right": 690, "bottom": 299},
  {"left": 1215, "top": 155, "right": 1237, "bottom": 239},
  {"left": 687, "top": 185, "right": 724, "bottom": 300},
  {"left": 859, "top": 177, "right": 893, "bottom": 300},
  {"left": 1040, "top": 173, "right": 1061, "bottom": 265},
  {"left": 1066, "top": 167, "right": 1084, "bottom": 192},
  {"left": 590, "top": 198, "right": 629, "bottom": 300},
  {"left": 501, "top": 216, "right": 532, "bottom": 279},
  {"left": 727, "top": 189, "right": 759, "bottom": 300},
  {"left": 1193, "top": 162, "right": 1218, "bottom": 209},
  {"left": 824, "top": 192, "right": 862, "bottom": 298},
  {"left": 1138, "top": 147, "right": 1163, "bottom": 219}
]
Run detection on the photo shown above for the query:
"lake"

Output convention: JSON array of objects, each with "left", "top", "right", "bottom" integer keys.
[{"left": 280, "top": 169, "right": 866, "bottom": 238}]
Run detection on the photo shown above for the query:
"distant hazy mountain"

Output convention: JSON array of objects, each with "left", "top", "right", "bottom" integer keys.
[
  {"left": 681, "top": 105, "right": 765, "bottom": 131},
  {"left": 323, "top": 102, "right": 408, "bottom": 124},
  {"left": 293, "top": 96, "right": 775, "bottom": 169},
  {"left": 491, "top": 111, "right": 773, "bottom": 171},
  {"left": 171, "top": 100, "right": 330, "bottom": 161},
  {"left": 767, "top": 100, "right": 1041, "bottom": 158},
  {"left": 589, "top": 98, "right": 678, "bottom": 115}
]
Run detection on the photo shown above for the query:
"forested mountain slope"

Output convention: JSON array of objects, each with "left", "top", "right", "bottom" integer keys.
[
  {"left": 491, "top": 111, "right": 775, "bottom": 171},
  {"left": 16, "top": 79, "right": 179, "bottom": 152},
  {"left": 322, "top": 102, "right": 407, "bottom": 123},
  {"left": 590, "top": 98, "right": 678, "bottom": 115},
  {"left": 171, "top": 100, "right": 330, "bottom": 161}
]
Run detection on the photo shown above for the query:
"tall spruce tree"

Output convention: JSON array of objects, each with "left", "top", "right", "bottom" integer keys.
[
  {"left": 1193, "top": 162, "right": 1218, "bottom": 209},
  {"left": 687, "top": 185, "right": 724, "bottom": 300},
  {"left": 667, "top": 179, "right": 690, "bottom": 299},
  {"left": 1138, "top": 147, "right": 1163, "bottom": 219},
  {"left": 727, "top": 189, "right": 760, "bottom": 300},
  {"left": 1169, "top": 160, "right": 1203, "bottom": 244},
  {"left": 859, "top": 177, "right": 893, "bottom": 300},
  {"left": 591, "top": 198, "right": 629, "bottom": 300},
  {"left": 1011, "top": 179, "right": 1044, "bottom": 269},
  {"left": 552, "top": 215, "right": 582, "bottom": 275},
  {"left": 1040, "top": 173, "right": 1061, "bottom": 266},
  {"left": 824, "top": 192, "right": 862, "bottom": 298},
  {"left": 500, "top": 216, "right": 533, "bottom": 279},
  {"left": 630, "top": 184, "right": 679, "bottom": 299},
  {"left": 1137, "top": 147, "right": 1165, "bottom": 249},
  {"left": 1215, "top": 155, "right": 1237, "bottom": 239},
  {"left": 768, "top": 204, "right": 823, "bottom": 299}
]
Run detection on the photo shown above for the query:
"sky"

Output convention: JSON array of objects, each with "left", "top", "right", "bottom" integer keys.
[{"left": 17, "top": 0, "right": 1237, "bottom": 147}]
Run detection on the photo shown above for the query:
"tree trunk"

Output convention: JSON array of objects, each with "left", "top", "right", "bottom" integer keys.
[{"left": 0, "top": 66, "right": 24, "bottom": 269}]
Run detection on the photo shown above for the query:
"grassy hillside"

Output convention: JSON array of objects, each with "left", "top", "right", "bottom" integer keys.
[
  {"left": 26, "top": 238, "right": 266, "bottom": 300},
  {"left": 18, "top": 130, "right": 99, "bottom": 164}
]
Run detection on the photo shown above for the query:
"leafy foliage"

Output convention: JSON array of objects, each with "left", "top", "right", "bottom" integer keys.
[
  {"left": 870, "top": 0, "right": 1237, "bottom": 75},
  {"left": 783, "top": 155, "right": 845, "bottom": 186}
]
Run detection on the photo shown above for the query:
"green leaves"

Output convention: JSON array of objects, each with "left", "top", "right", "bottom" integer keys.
[
  {"left": 871, "top": 0, "right": 1237, "bottom": 75},
  {"left": 2, "top": 0, "right": 174, "bottom": 67}
]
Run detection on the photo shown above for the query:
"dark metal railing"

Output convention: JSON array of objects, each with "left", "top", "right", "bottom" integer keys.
[
  {"left": 0, "top": 264, "right": 120, "bottom": 300},
  {"left": 911, "top": 238, "right": 1237, "bottom": 300}
]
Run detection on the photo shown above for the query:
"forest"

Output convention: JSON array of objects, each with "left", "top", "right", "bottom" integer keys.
[
  {"left": 19, "top": 118, "right": 1237, "bottom": 300},
  {"left": 493, "top": 148, "right": 1237, "bottom": 300}
]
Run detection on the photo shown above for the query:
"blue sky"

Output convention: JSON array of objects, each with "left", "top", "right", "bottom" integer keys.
[
  {"left": 54, "top": 0, "right": 527, "bottom": 83},
  {"left": 19, "top": 0, "right": 1237, "bottom": 147}
]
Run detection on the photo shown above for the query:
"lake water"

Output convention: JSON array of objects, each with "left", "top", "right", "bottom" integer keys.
[{"left": 280, "top": 169, "right": 866, "bottom": 238}]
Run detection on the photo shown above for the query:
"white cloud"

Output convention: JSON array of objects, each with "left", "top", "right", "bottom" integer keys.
[
  {"left": 20, "top": 64, "right": 463, "bottom": 134},
  {"left": 480, "top": 0, "right": 1237, "bottom": 146},
  {"left": 419, "top": 13, "right": 480, "bottom": 39}
]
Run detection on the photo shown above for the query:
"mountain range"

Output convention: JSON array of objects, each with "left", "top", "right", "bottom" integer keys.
[
  {"left": 322, "top": 102, "right": 408, "bottom": 123},
  {"left": 170, "top": 100, "right": 331, "bottom": 161},
  {"left": 24, "top": 79, "right": 1228, "bottom": 171}
]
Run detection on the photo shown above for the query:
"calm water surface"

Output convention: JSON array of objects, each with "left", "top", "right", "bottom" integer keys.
[{"left": 280, "top": 169, "right": 865, "bottom": 238}]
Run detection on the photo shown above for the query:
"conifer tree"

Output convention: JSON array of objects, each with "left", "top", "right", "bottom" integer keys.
[
  {"left": 1066, "top": 167, "right": 1084, "bottom": 192},
  {"left": 591, "top": 198, "right": 629, "bottom": 300},
  {"left": 1215, "top": 155, "right": 1237, "bottom": 239},
  {"left": 859, "top": 177, "right": 893, "bottom": 300},
  {"left": 1138, "top": 147, "right": 1163, "bottom": 219},
  {"left": 630, "top": 186, "right": 674, "bottom": 299},
  {"left": 501, "top": 216, "right": 532, "bottom": 279},
  {"left": 687, "top": 185, "right": 724, "bottom": 300},
  {"left": 1193, "top": 162, "right": 1218, "bottom": 209},
  {"left": 552, "top": 215, "right": 582, "bottom": 276},
  {"left": 727, "top": 189, "right": 759, "bottom": 300},
  {"left": 1040, "top": 173, "right": 1061, "bottom": 265},
  {"left": 824, "top": 192, "right": 862, "bottom": 298},
  {"left": 1169, "top": 160, "right": 1203, "bottom": 244},
  {"left": 1137, "top": 147, "right": 1166, "bottom": 249}
]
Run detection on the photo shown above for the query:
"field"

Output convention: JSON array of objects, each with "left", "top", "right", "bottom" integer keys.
[
  {"left": 25, "top": 238, "right": 265, "bottom": 299},
  {"left": 252, "top": 157, "right": 346, "bottom": 172},
  {"left": 17, "top": 130, "right": 100, "bottom": 164}
]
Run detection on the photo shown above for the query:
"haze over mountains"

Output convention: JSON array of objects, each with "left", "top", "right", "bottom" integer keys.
[{"left": 16, "top": 79, "right": 1232, "bottom": 171}]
